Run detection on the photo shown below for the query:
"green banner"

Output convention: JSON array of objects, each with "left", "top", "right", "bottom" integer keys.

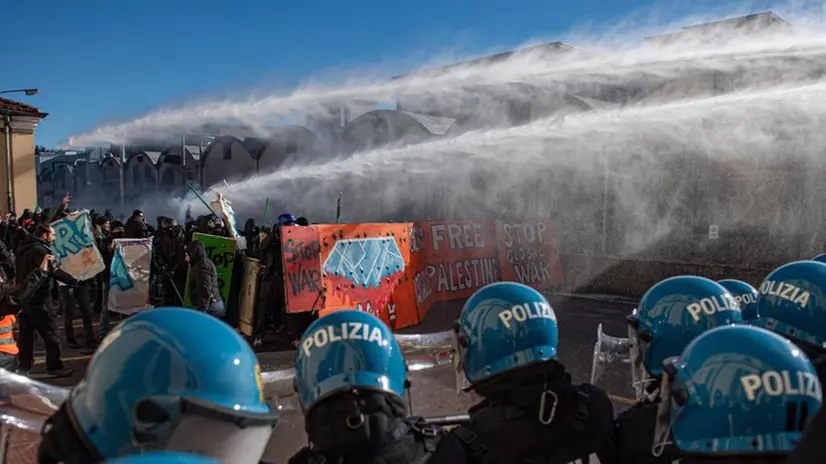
[{"left": 184, "top": 233, "right": 237, "bottom": 308}]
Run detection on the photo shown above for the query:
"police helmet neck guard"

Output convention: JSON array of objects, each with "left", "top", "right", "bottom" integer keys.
[
  {"left": 659, "top": 325, "right": 821, "bottom": 456},
  {"left": 294, "top": 310, "right": 407, "bottom": 413},
  {"left": 631, "top": 276, "right": 742, "bottom": 379},
  {"left": 456, "top": 282, "right": 558, "bottom": 386},
  {"left": 753, "top": 260, "right": 826, "bottom": 354}
]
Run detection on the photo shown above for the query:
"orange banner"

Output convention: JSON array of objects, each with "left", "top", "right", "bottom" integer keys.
[
  {"left": 281, "top": 219, "right": 565, "bottom": 331},
  {"left": 281, "top": 226, "right": 323, "bottom": 313},
  {"left": 314, "top": 223, "right": 419, "bottom": 329}
]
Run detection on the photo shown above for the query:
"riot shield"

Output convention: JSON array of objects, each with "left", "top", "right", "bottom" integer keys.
[
  {"left": 0, "top": 369, "right": 71, "bottom": 464},
  {"left": 589, "top": 322, "right": 631, "bottom": 387},
  {"left": 0, "top": 369, "right": 68, "bottom": 432}
]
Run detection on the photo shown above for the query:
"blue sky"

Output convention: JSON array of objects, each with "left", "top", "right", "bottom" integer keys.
[{"left": 4, "top": 0, "right": 746, "bottom": 147}]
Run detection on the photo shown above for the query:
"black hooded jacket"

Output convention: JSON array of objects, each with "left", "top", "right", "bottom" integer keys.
[
  {"left": 452, "top": 361, "right": 617, "bottom": 464},
  {"left": 186, "top": 240, "right": 220, "bottom": 311},
  {"left": 15, "top": 232, "right": 78, "bottom": 311}
]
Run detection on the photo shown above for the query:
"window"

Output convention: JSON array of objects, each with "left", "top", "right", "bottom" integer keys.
[{"left": 286, "top": 138, "right": 298, "bottom": 154}]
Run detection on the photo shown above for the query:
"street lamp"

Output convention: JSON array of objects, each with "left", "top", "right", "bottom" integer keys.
[{"left": 0, "top": 88, "right": 38, "bottom": 97}]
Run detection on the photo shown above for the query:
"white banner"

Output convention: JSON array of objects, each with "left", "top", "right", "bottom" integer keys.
[
  {"left": 108, "top": 238, "right": 154, "bottom": 315},
  {"left": 50, "top": 210, "right": 105, "bottom": 281}
]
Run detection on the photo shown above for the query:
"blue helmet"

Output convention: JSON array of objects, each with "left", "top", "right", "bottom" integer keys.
[
  {"left": 718, "top": 279, "right": 760, "bottom": 320},
  {"left": 628, "top": 276, "right": 742, "bottom": 398},
  {"left": 813, "top": 254, "right": 826, "bottom": 264},
  {"left": 753, "top": 260, "right": 826, "bottom": 351},
  {"left": 455, "top": 282, "right": 557, "bottom": 386},
  {"left": 277, "top": 213, "right": 297, "bottom": 226},
  {"left": 295, "top": 309, "right": 406, "bottom": 412},
  {"left": 658, "top": 325, "right": 821, "bottom": 455},
  {"left": 104, "top": 453, "right": 221, "bottom": 464},
  {"left": 68, "top": 308, "right": 278, "bottom": 460}
]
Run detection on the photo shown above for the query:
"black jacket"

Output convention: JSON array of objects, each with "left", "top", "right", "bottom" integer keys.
[
  {"left": 124, "top": 216, "right": 149, "bottom": 239},
  {"left": 0, "top": 268, "right": 49, "bottom": 317},
  {"left": 186, "top": 240, "right": 220, "bottom": 310},
  {"left": 15, "top": 233, "right": 78, "bottom": 311},
  {"left": 154, "top": 226, "right": 186, "bottom": 277},
  {"left": 0, "top": 239, "right": 15, "bottom": 281},
  {"left": 452, "top": 363, "right": 617, "bottom": 464}
]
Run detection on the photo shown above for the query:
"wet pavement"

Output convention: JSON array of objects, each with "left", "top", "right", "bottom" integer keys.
[{"left": 7, "top": 295, "right": 638, "bottom": 463}]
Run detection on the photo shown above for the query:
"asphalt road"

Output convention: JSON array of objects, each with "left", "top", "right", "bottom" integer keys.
[{"left": 7, "top": 295, "right": 638, "bottom": 463}]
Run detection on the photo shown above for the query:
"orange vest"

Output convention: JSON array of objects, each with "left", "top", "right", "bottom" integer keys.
[{"left": 0, "top": 315, "right": 18, "bottom": 355}]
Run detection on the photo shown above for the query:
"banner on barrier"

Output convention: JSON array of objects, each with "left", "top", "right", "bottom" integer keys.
[
  {"left": 108, "top": 238, "right": 153, "bottom": 314},
  {"left": 185, "top": 233, "right": 237, "bottom": 307},
  {"left": 411, "top": 221, "right": 500, "bottom": 320},
  {"left": 281, "top": 226, "right": 323, "bottom": 313},
  {"left": 495, "top": 220, "right": 564, "bottom": 289},
  {"left": 317, "top": 223, "right": 417, "bottom": 329},
  {"left": 50, "top": 210, "right": 105, "bottom": 282},
  {"left": 278, "top": 219, "right": 566, "bottom": 331}
]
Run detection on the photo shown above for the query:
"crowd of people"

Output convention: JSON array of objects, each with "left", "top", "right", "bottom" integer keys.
[{"left": 0, "top": 195, "right": 316, "bottom": 379}]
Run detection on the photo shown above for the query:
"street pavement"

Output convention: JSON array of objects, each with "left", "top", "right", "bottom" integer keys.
[{"left": 6, "top": 295, "right": 638, "bottom": 463}]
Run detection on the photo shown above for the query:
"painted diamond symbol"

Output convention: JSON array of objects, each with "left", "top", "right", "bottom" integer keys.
[{"left": 323, "top": 238, "right": 405, "bottom": 288}]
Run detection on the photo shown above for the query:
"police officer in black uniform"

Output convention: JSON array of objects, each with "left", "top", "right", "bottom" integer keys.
[
  {"left": 449, "top": 282, "right": 617, "bottom": 464},
  {"left": 288, "top": 309, "right": 466, "bottom": 464},
  {"left": 610, "top": 276, "right": 744, "bottom": 464}
]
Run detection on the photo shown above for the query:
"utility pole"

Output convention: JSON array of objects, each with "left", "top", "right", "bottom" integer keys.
[{"left": 120, "top": 144, "right": 126, "bottom": 216}]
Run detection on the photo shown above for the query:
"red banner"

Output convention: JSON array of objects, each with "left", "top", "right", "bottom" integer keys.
[
  {"left": 495, "top": 219, "right": 564, "bottom": 290},
  {"left": 412, "top": 221, "right": 500, "bottom": 320}
]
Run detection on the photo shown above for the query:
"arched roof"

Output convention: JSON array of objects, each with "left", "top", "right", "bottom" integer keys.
[
  {"left": 157, "top": 145, "right": 200, "bottom": 166},
  {"left": 39, "top": 167, "right": 54, "bottom": 181},
  {"left": 341, "top": 109, "right": 454, "bottom": 152},
  {"left": 199, "top": 135, "right": 253, "bottom": 165},
  {"left": 100, "top": 154, "right": 123, "bottom": 168},
  {"left": 125, "top": 151, "right": 161, "bottom": 170},
  {"left": 253, "top": 126, "right": 321, "bottom": 160},
  {"left": 53, "top": 163, "right": 74, "bottom": 178}
]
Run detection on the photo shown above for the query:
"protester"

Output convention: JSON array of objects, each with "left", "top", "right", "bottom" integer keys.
[
  {"left": 15, "top": 223, "right": 77, "bottom": 377},
  {"left": 0, "top": 254, "right": 56, "bottom": 371},
  {"left": 124, "top": 209, "right": 149, "bottom": 238},
  {"left": 60, "top": 281, "right": 97, "bottom": 352},
  {"left": 94, "top": 216, "right": 118, "bottom": 339},
  {"left": 185, "top": 240, "right": 224, "bottom": 318},
  {"left": 154, "top": 218, "right": 187, "bottom": 306}
]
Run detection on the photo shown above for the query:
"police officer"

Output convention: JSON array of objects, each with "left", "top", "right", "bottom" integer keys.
[
  {"left": 289, "top": 309, "right": 466, "bottom": 464},
  {"left": 718, "top": 279, "right": 760, "bottom": 321},
  {"left": 37, "top": 307, "right": 279, "bottom": 464},
  {"left": 751, "top": 260, "right": 826, "bottom": 382},
  {"left": 615, "top": 276, "right": 743, "bottom": 463},
  {"left": 449, "top": 282, "right": 616, "bottom": 463},
  {"left": 659, "top": 325, "right": 820, "bottom": 464}
]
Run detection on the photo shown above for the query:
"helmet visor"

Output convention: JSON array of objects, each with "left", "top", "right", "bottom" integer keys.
[
  {"left": 164, "top": 414, "right": 275, "bottom": 464},
  {"left": 653, "top": 357, "right": 679, "bottom": 453},
  {"left": 628, "top": 312, "right": 652, "bottom": 401}
]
